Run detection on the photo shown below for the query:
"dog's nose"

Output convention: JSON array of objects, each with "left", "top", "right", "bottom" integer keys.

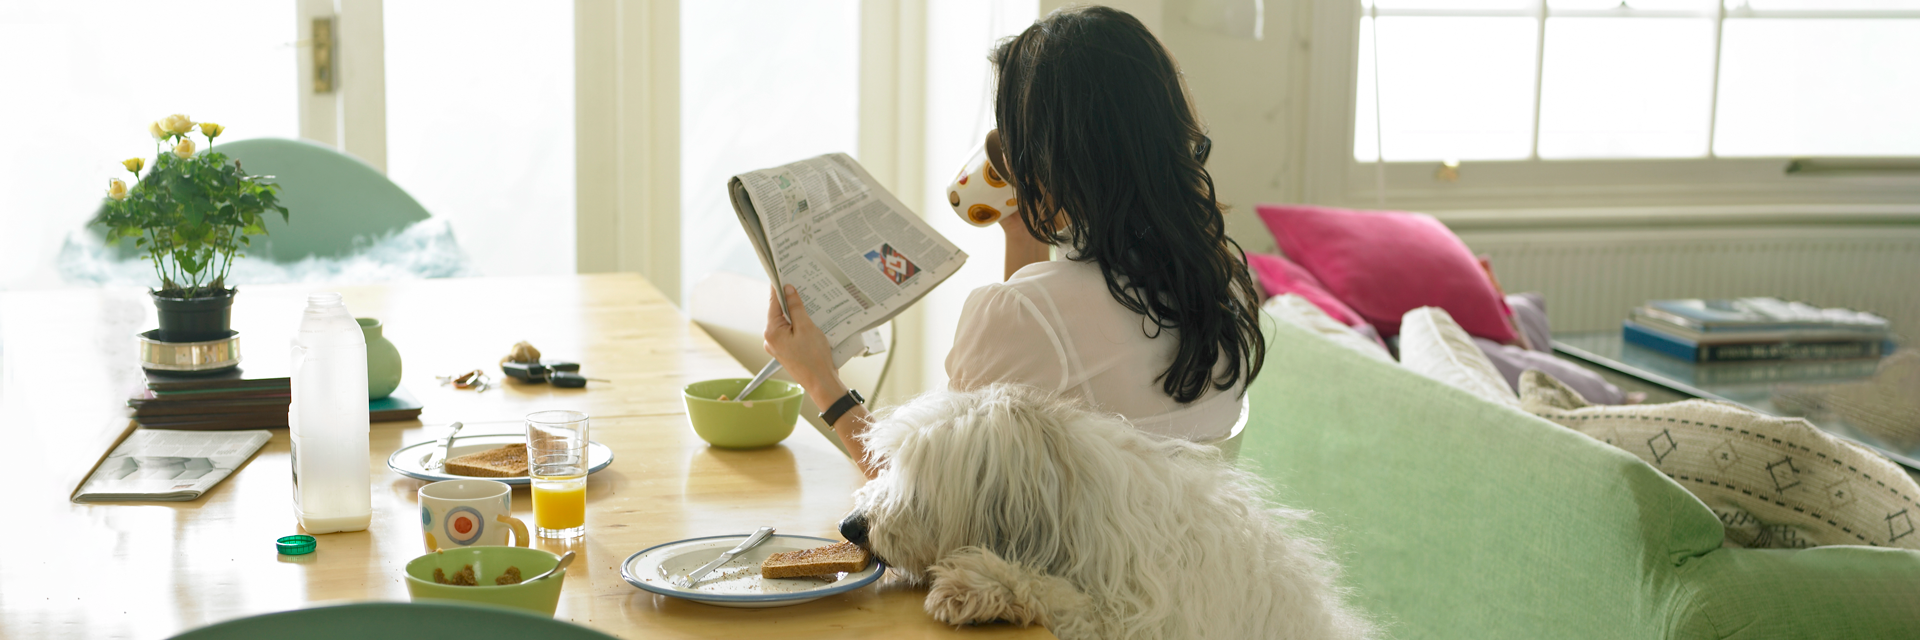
[{"left": 839, "top": 511, "right": 869, "bottom": 547}]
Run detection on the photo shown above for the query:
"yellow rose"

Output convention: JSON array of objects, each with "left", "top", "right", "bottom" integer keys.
[
  {"left": 173, "top": 138, "right": 196, "bottom": 159},
  {"left": 107, "top": 178, "right": 129, "bottom": 201},
  {"left": 162, "top": 114, "right": 195, "bottom": 135},
  {"left": 149, "top": 121, "right": 167, "bottom": 139},
  {"left": 122, "top": 157, "right": 144, "bottom": 174},
  {"left": 198, "top": 122, "right": 224, "bottom": 139}
]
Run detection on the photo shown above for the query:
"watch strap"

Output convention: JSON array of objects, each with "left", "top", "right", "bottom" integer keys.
[{"left": 820, "top": 388, "right": 865, "bottom": 426}]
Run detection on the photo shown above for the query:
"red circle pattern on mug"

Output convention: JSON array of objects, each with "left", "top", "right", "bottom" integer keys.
[{"left": 444, "top": 506, "right": 485, "bottom": 546}]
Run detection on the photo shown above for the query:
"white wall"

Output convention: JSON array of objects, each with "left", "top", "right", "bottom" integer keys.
[{"left": 1158, "top": 0, "right": 1313, "bottom": 255}]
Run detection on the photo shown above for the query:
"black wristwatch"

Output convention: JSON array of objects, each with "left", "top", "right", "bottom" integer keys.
[{"left": 820, "top": 388, "right": 865, "bottom": 426}]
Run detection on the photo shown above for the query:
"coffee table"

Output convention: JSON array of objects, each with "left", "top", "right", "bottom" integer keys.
[{"left": 1555, "top": 332, "right": 1920, "bottom": 471}]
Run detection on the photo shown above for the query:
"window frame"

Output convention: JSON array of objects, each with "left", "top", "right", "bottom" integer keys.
[{"left": 1303, "top": 0, "right": 1920, "bottom": 218}]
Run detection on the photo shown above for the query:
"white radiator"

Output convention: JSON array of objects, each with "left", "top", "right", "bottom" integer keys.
[{"left": 1457, "top": 226, "right": 1920, "bottom": 341}]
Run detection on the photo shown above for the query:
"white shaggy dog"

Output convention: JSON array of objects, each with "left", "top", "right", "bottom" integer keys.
[{"left": 838, "top": 384, "right": 1376, "bottom": 640}]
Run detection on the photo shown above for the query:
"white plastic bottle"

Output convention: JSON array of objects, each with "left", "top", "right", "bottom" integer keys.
[{"left": 288, "top": 292, "right": 371, "bottom": 533}]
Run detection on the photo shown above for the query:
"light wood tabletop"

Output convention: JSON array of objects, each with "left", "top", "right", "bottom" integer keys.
[{"left": 0, "top": 273, "right": 1052, "bottom": 639}]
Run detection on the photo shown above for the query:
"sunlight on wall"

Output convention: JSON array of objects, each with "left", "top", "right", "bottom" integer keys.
[
  {"left": 679, "top": 0, "right": 861, "bottom": 302},
  {"left": 917, "top": 0, "right": 1040, "bottom": 394},
  {"left": 0, "top": 1, "right": 296, "bottom": 290},
  {"left": 385, "top": 0, "right": 575, "bottom": 277}
]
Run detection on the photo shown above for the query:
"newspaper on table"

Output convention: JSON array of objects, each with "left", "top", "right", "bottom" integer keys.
[
  {"left": 73, "top": 429, "right": 272, "bottom": 502},
  {"left": 729, "top": 153, "right": 968, "bottom": 367}
]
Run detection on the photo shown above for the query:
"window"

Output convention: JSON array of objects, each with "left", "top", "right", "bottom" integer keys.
[
  {"left": 0, "top": 1, "right": 297, "bottom": 289},
  {"left": 1310, "top": 0, "right": 1920, "bottom": 212},
  {"left": 678, "top": 0, "right": 861, "bottom": 303},
  {"left": 386, "top": 0, "right": 576, "bottom": 277}
]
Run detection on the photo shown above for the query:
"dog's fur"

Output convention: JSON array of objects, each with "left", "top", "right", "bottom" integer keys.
[{"left": 848, "top": 384, "right": 1376, "bottom": 640}]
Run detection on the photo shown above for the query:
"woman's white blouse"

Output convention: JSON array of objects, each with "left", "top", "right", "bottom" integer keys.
[{"left": 944, "top": 258, "right": 1245, "bottom": 441}]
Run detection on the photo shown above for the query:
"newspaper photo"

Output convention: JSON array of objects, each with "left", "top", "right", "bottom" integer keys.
[
  {"left": 729, "top": 153, "right": 967, "bottom": 363},
  {"left": 73, "top": 429, "right": 272, "bottom": 502}
]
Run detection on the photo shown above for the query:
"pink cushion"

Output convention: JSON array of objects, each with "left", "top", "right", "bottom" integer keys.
[
  {"left": 1245, "top": 252, "right": 1366, "bottom": 327},
  {"left": 1255, "top": 204, "right": 1516, "bottom": 342}
]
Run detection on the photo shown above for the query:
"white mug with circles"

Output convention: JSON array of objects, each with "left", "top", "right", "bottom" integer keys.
[
  {"left": 419, "top": 479, "right": 529, "bottom": 551},
  {"left": 947, "top": 133, "right": 1018, "bottom": 228}
]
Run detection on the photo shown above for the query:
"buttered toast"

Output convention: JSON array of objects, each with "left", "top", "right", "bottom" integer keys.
[
  {"left": 761, "top": 541, "right": 871, "bottom": 579},
  {"left": 444, "top": 444, "right": 528, "bottom": 477}
]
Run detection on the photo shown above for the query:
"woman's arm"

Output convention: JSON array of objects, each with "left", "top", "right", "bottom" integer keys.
[{"left": 762, "top": 285, "right": 878, "bottom": 479}]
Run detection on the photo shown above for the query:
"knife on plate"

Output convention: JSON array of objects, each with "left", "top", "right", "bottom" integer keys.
[
  {"left": 419, "top": 422, "right": 466, "bottom": 470},
  {"left": 674, "top": 527, "right": 776, "bottom": 589}
]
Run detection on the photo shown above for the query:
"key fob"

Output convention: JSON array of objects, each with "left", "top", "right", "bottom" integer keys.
[
  {"left": 550, "top": 371, "right": 588, "bottom": 388},
  {"left": 501, "top": 361, "right": 548, "bottom": 383},
  {"left": 545, "top": 361, "right": 581, "bottom": 373}
]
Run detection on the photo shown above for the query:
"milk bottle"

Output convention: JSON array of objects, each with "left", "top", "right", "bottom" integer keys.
[{"left": 289, "top": 292, "right": 371, "bottom": 533}]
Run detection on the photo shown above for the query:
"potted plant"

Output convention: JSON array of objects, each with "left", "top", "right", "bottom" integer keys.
[{"left": 94, "top": 114, "right": 288, "bottom": 343}]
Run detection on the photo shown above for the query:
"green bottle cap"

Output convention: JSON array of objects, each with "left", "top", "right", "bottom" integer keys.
[{"left": 276, "top": 534, "right": 317, "bottom": 556}]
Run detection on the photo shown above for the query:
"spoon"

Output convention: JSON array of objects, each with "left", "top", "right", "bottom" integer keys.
[
  {"left": 525, "top": 551, "right": 576, "bottom": 583},
  {"left": 734, "top": 360, "right": 783, "bottom": 406},
  {"left": 419, "top": 422, "right": 465, "bottom": 470}
]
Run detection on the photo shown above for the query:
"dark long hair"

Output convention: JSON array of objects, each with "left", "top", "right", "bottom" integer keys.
[{"left": 990, "top": 6, "right": 1264, "bottom": 404}]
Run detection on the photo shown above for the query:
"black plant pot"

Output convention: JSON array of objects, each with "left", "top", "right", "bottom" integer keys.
[{"left": 152, "top": 288, "right": 237, "bottom": 343}]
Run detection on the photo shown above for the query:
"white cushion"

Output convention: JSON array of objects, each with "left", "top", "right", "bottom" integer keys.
[
  {"left": 1398, "top": 306, "right": 1520, "bottom": 407},
  {"left": 1522, "top": 370, "right": 1920, "bottom": 550},
  {"left": 1262, "top": 294, "right": 1394, "bottom": 363}
]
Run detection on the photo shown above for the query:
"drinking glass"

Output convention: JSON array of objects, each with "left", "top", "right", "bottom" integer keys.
[{"left": 525, "top": 410, "right": 589, "bottom": 539}]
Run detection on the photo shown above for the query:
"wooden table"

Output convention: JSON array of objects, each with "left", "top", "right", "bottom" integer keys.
[{"left": 1, "top": 274, "right": 1051, "bottom": 639}]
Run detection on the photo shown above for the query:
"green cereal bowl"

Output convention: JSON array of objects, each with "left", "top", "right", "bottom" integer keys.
[
  {"left": 682, "top": 378, "right": 805, "bottom": 449},
  {"left": 404, "top": 546, "right": 565, "bottom": 616}
]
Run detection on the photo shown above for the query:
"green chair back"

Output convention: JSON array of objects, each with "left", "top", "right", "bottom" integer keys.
[
  {"left": 215, "top": 137, "right": 431, "bottom": 261},
  {"left": 167, "top": 602, "right": 620, "bottom": 640},
  {"left": 96, "top": 137, "right": 431, "bottom": 262}
]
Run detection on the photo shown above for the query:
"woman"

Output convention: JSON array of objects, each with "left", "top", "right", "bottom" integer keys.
[{"left": 765, "top": 6, "right": 1264, "bottom": 478}]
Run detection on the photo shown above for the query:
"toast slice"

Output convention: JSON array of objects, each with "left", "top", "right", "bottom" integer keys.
[
  {"left": 444, "top": 444, "right": 528, "bottom": 477},
  {"left": 761, "top": 541, "right": 870, "bottom": 579}
]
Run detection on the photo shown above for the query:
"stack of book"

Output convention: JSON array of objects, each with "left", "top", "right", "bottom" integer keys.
[
  {"left": 1625, "top": 298, "right": 1895, "bottom": 364},
  {"left": 131, "top": 368, "right": 422, "bottom": 430}
]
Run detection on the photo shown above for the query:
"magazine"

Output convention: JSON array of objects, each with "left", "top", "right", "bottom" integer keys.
[
  {"left": 72, "top": 429, "right": 272, "bottom": 502},
  {"left": 729, "top": 153, "right": 967, "bottom": 365}
]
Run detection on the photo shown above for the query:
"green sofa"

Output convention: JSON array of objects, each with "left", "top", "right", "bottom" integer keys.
[{"left": 1242, "top": 313, "right": 1920, "bottom": 639}]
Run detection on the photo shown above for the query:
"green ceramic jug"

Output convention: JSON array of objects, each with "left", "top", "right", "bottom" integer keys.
[{"left": 358, "top": 317, "right": 403, "bottom": 399}]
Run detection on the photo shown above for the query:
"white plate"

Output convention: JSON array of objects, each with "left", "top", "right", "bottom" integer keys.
[
  {"left": 621, "top": 534, "right": 884, "bottom": 608},
  {"left": 386, "top": 433, "right": 613, "bottom": 486}
]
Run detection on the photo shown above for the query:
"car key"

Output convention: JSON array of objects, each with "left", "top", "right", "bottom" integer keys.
[{"left": 549, "top": 371, "right": 610, "bottom": 388}]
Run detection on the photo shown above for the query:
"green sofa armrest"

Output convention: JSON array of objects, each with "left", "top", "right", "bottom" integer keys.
[
  {"left": 1242, "top": 312, "right": 1726, "bottom": 639},
  {"left": 1243, "top": 311, "right": 1920, "bottom": 639},
  {"left": 1674, "top": 546, "right": 1920, "bottom": 639}
]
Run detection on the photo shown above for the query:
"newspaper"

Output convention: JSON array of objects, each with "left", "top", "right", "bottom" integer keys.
[
  {"left": 729, "top": 153, "right": 967, "bottom": 365},
  {"left": 73, "top": 429, "right": 272, "bottom": 502}
]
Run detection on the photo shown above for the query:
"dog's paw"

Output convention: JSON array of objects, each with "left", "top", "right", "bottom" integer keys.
[{"left": 924, "top": 547, "right": 1088, "bottom": 630}]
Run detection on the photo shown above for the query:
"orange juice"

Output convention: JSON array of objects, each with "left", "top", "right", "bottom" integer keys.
[{"left": 531, "top": 476, "right": 587, "bottom": 533}]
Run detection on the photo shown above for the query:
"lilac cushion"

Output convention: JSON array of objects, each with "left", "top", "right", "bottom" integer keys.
[
  {"left": 1474, "top": 338, "right": 1625, "bottom": 405},
  {"left": 1507, "top": 292, "right": 1553, "bottom": 354},
  {"left": 1255, "top": 204, "right": 1517, "bottom": 343}
]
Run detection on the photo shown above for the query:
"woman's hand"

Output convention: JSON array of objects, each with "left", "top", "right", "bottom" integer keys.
[
  {"left": 763, "top": 284, "right": 879, "bottom": 479},
  {"left": 763, "top": 284, "right": 838, "bottom": 392}
]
